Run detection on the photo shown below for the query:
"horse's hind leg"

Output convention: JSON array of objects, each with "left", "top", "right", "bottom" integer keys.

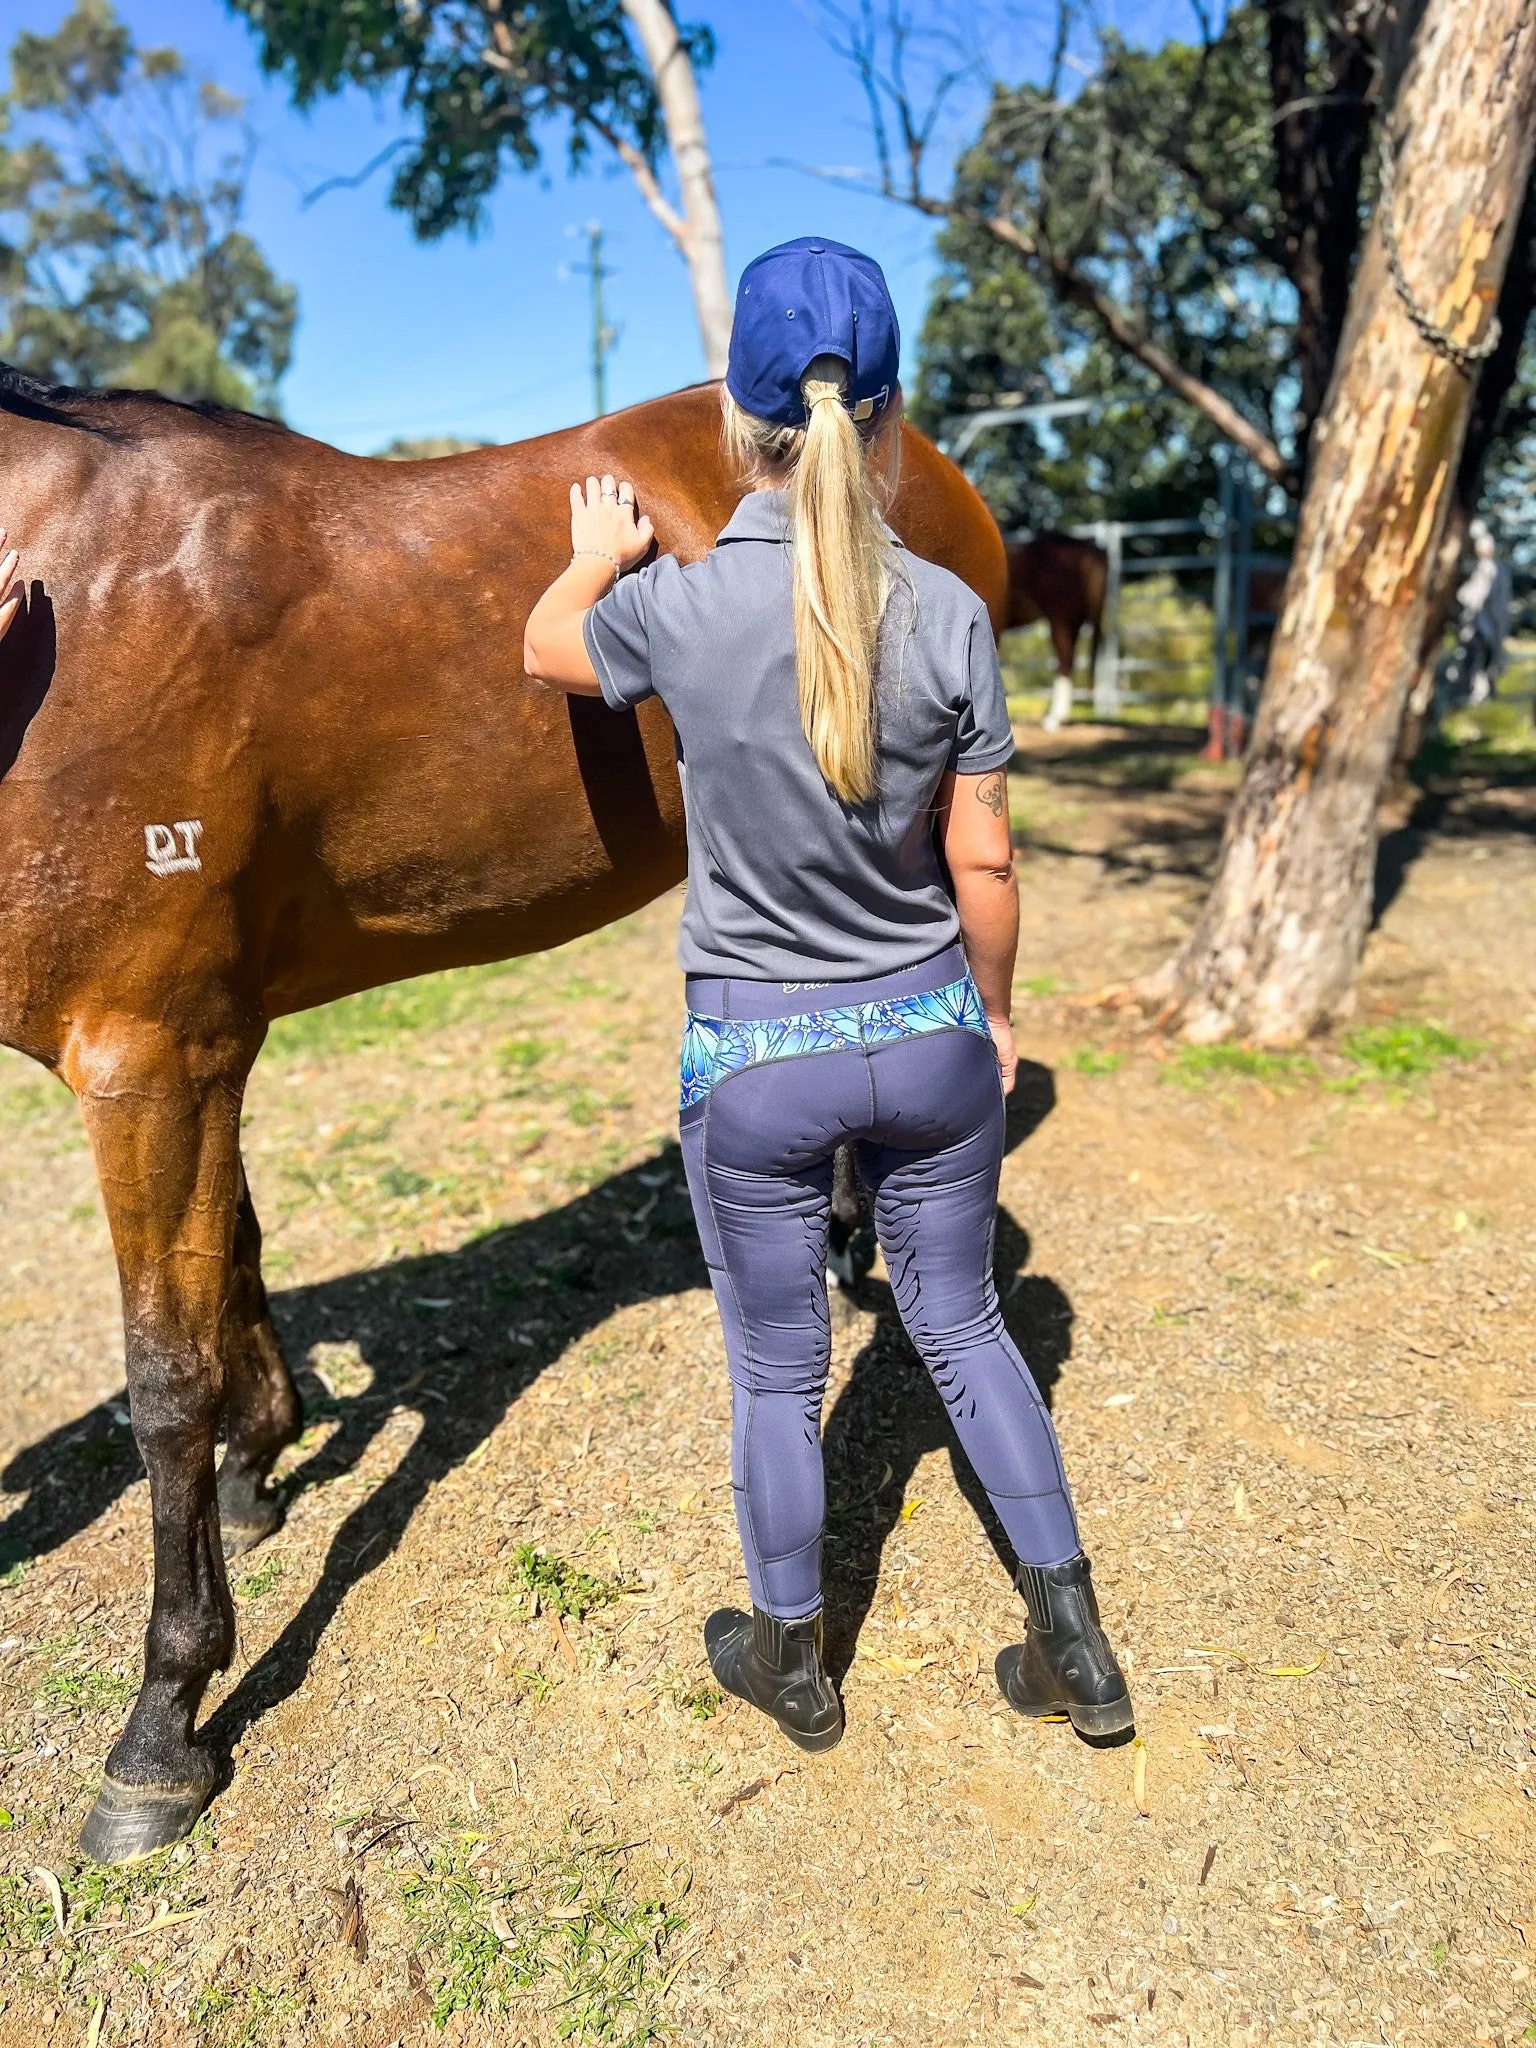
[
  {"left": 1044, "top": 617, "right": 1078, "bottom": 733},
  {"left": 217, "top": 1172, "right": 302, "bottom": 1558},
  {"left": 67, "top": 1017, "right": 257, "bottom": 1862}
]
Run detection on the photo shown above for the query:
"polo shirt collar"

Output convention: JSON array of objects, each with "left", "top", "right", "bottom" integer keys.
[{"left": 715, "top": 488, "right": 905, "bottom": 549}]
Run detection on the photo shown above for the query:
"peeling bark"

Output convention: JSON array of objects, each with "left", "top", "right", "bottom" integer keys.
[
  {"left": 617, "top": 0, "right": 732, "bottom": 376},
  {"left": 1153, "top": 0, "right": 1536, "bottom": 1044}
]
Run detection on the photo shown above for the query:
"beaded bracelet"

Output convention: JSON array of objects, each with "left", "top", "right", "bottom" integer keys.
[{"left": 572, "top": 548, "right": 622, "bottom": 576}]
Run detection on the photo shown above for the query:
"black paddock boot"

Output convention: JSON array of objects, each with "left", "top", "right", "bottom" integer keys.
[
  {"left": 704, "top": 1606, "right": 844, "bottom": 1753},
  {"left": 996, "top": 1555, "right": 1135, "bottom": 1741}
]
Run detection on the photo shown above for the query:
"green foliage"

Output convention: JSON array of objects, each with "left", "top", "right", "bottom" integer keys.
[
  {"left": 1341, "top": 1023, "right": 1484, "bottom": 1079},
  {"left": 0, "top": 1839, "right": 200, "bottom": 1998},
  {"left": 235, "top": 1554, "right": 284, "bottom": 1599},
  {"left": 911, "top": 7, "right": 1297, "bottom": 534},
  {"left": 374, "top": 434, "right": 494, "bottom": 459},
  {"left": 265, "top": 960, "right": 526, "bottom": 1057},
  {"left": 1067, "top": 1046, "right": 1122, "bottom": 1076},
  {"left": 0, "top": 1, "right": 296, "bottom": 406},
  {"left": 1166, "top": 1044, "right": 1317, "bottom": 1087},
  {"left": 191, "top": 1983, "right": 302, "bottom": 2047},
  {"left": 231, "top": 0, "right": 712, "bottom": 243},
  {"left": 670, "top": 1680, "right": 722, "bottom": 1722},
  {"left": 0, "top": 1550, "right": 29, "bottom": 1591},
  {"left": 36, "top": 1657, "right": 137, "bottom": 1713},
  {"left": 399, "top": 1824, "right": 687, "bottom": 2037},
  {"left": 507, "top": 1543, "right": 623, "bottom": 1622}
]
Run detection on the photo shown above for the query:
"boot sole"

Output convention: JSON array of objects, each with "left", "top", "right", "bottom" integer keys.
[
  {"left": 996, "top": 1648, "right": 1135, "bottom": 1740},
  {"left": 775, "top": 1713, "right": 844, "bottom": 1754},
  {"left": 1000, "top": 1687, "right": 1135, "bottom": 1740}
]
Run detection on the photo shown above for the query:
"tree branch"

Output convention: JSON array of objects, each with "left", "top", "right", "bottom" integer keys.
[{"left": 586, "top": 114, "right": 687, "bottom": 246}]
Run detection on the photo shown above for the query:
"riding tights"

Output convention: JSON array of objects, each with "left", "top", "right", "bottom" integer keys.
[{"left": 678, "top": 944, "right": 1083, "bottom": 1621}]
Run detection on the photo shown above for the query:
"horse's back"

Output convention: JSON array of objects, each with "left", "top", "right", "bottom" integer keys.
[{"left": 0, "top": 380, "right": 1006, "bottom": 1056}]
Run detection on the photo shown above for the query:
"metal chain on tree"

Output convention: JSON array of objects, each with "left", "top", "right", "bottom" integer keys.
[{"left": 1377, "top": 132, "right": 1503, "bottom": 376}]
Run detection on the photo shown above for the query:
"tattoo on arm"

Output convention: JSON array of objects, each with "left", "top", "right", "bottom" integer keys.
[{"left": 976, "top": 772, "right": 1006, "bottom": 818}]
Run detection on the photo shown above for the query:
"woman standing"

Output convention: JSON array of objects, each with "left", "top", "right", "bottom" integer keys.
[{"left": 524, "top": 238, "right": 1132, "bottom": 1754}]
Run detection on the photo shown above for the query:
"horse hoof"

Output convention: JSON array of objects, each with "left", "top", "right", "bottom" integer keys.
[
  {"left": 78, "top": 1771, "right": 213, "bottom": 1864},
  {"left": 220, "top": 1503, "right": 283, "bottom": 1559}
]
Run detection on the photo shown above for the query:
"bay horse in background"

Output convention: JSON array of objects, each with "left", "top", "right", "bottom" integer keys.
[
  {"left": 0, "top": 369, "right": 1007, "bottom": 1862},
  {"left": 1004, "top": 534, "right": 1106, "bottom": 732}
]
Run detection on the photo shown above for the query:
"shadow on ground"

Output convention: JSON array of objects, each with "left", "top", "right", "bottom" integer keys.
[{"left": 1, "top": 1062, "right": 1073, "bottom": 1760}]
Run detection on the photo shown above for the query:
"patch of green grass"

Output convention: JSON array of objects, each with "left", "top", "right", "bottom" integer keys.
[
  {"left": 500, "top": 1035, "right": 550, "bottom": 1072},
  {"left": 1165, "top": 1043, "right": 1318, "bottom": 1088},
  {"left": 1021, "top": 976, "right": 1058, "bottom": 998},
  {"left": 670, "top": 1681, "right": 723, "bottom": 1722},
  {"left": 264, "top": 961, "right": 528, "bottom": 1059},
  {"left": 36, "top": 1661, "right": 138, "bottom": 1713},
  {"left": 674, "top": 1756, "right": 722, "bottom": 1791},
  {"left": 0, "top": 1079, "right": 57, "bottom": 1122},
  {"left": 507, "top": 1545, "right": 625, "bottom": 1623},
  {"left": 1, "top": 1841, "right": 202, "bottom": 1995},
  {"left": 1067, "top": 1046, "right": 1122, "bottom": 1077},
  {"left": 0, "top": 1551, "right": 29, "bottom": 1592},
  {"left": 564, "top": 1089, "right": 606, "bottom": 1128},
  {"left": 630, "top": 1509, "right": 657, "bottom": 1536},
  {"left": 191, "top": 1982, "right": 303, "bottom": 2046},
  {"left": 67, "top": 1200, "right": 97, "bottom": 1225},
  {"left": 399, "top": 1824, "right": 688, "bottom": 2039},
  {"left": 235, "top": 1555, "right": 285, "bottom": 1600},
  {"left": 378, "top": 1164, "right": 431, "bottom": 1199},
  {"left": 1341, "top": 1021, "right": 1483, "bottom": 1079},
  {"left": 0, "top": 1869, "right": 56, "bottom": 1948}
]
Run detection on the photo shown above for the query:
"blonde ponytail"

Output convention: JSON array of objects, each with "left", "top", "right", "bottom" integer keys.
[{"left": 722, "top": 355, "right": 898, "bottom": 804}]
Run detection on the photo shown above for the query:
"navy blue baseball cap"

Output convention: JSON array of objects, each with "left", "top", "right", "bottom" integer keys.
[{"left": 726, "top": 237, "right": 901, "bottom": 429}]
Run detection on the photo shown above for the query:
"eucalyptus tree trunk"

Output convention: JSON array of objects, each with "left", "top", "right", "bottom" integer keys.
[
  {"left": 1150, "top": 0, "right": 1536, "bottom": 1044},
  {"left": 617, "top": 0, "right": 732, "bottom": 375},
  {"left": 1397, "top": 166, "right": 1536, "bottom": 767}
]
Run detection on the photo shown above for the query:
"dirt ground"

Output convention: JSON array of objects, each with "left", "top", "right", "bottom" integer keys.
[{"left": 1, "top": 729, "right": 1534, "bottom": 2048}]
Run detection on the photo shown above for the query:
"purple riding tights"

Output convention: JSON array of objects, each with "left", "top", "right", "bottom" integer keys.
[{"left": 679, "top": 946, "right": 1083, "bottom": 1621}]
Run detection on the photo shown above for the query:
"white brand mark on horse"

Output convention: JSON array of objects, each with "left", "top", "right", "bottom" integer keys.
[{"left": 144, "top": 821, "right": 204, "bottom": 878}]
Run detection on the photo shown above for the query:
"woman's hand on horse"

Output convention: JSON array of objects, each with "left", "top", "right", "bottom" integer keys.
[
  {"left": 0, "top": 532, "right": 20, "bottom": 643},
  {"left": 570, "top": 476, "right": 654, "bottom": 574}
]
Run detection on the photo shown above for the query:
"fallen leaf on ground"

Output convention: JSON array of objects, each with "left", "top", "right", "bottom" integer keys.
[
  {"left": 1192, "top": 1644, "right": 1325, "bottom": 1678},
  {"left": 549, "top": 1614, "right": 580, "bottom": 1672},
  {"left": 30, "top": 1866, "right": 65, "bottom": 1937}
]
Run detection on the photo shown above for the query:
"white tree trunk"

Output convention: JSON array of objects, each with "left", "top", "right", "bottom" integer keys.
[
  {"left": 618, "top": 0, "right": 732, "bottom": 377},
  {"left": 1152, "top": 0, "right": 1536, "bottom": 1043}
]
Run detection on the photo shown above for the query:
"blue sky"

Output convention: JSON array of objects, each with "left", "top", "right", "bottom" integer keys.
[{"left": 16, "top": 0, "right": 1209, "bottom": 452}]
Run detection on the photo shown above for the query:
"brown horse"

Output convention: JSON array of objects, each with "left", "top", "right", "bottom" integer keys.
[
  {"left": 1004, "top": 534, "right": 1107, "bottom": 731},
  {"left": 0, "top": 369, "right": 1006, "bottom": 1861}
]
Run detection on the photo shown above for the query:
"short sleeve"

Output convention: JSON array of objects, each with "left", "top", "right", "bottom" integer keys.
[
  {"left": 947, "top": 605, "right": 1016, "bottom": 773},
  {"left": 583, "top": 567, "right": 657, "bottom": 711}
]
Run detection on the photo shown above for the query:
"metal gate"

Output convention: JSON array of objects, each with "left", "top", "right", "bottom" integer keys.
[
  {"left": 941, "top": 405, "right": 1292, "bottom": 757},
  {"left": 1060, "top": 457, "right": 1293, "bottom": 757}
]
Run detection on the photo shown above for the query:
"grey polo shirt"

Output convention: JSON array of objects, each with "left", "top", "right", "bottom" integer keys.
[{"left": 583, "top": 489, "right": 1014, "bottom": 983}]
